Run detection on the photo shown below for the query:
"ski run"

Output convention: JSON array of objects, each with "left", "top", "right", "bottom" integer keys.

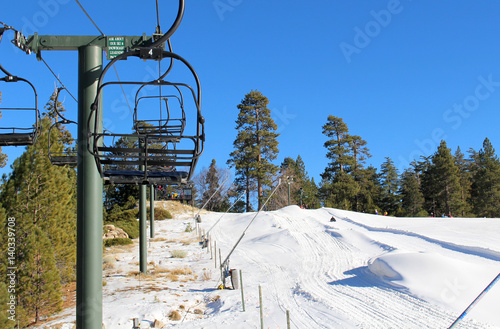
[{"left": 41, "top": 203, "right": 500, "bottom": 329}]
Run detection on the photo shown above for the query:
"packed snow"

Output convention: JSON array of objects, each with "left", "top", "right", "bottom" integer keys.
[{"left": 41, "top": 203, "right": 500, "bottom": 328}]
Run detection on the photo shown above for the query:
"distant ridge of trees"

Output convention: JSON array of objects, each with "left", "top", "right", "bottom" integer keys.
[
  {"left": 317, "top": 116, "right": 500, "bottom": 217},
  {"left": 219, "top": 95, "right": 500, "bottom": 217}
]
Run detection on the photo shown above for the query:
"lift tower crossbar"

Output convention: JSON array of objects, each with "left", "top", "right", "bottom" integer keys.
[{"left": 20, "top": 33, "right": 156, "bottom": 56}]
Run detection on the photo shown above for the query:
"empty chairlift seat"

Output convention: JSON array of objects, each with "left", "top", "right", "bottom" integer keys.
[
  {"left": 133, "top": 90, "right": 187, "bottom": 136},
  {"left": 87, "top": 48, "right": 204, "bottom": 185},
  {"left": 0, "top": 28, "right": 40, "bottom": 146},
  {"left": 0, "top": 74, "right": 40, "bottom": 147},
  {"left": 95, "top": 134, "right": 195, "bottom": 185},
  {"left": 48, "top": 87, "right": 78, "bottom": 167}
]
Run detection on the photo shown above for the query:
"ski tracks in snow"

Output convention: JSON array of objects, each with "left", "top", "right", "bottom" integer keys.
[
  {"left": 206, "top": 209, "right": 490, "bottom": 328},
  {"left": 268, "top": 210, "right": 485, "bottom": 329}
]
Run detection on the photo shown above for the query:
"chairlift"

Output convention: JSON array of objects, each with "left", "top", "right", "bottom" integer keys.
[
  {"left": 88, "top": 49, "right": 204, "bottom": 186},
  {"left": 48, "top": 87, "right": 77, "bottom": 166},
  {"left": 133, "top": 86, "right": 186, "bottom": 136},
  {"left": 157, "top": 183, "right": 192, "bottom": 202},
  {"left": 0, "top": 28, "right": 40, "bottom": 146}
]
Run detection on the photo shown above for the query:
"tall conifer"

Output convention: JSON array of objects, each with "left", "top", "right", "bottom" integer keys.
[
  {"left": 321, "top": 116, "right": 352, "bottom": 179},
  {"left": 421, "top": 141, "right": 461, "bottom": 216},
  {"left": 294, "top": 155, "right": 320, "bottom": 208},
  {"left": 356, "top": 166, "right": 380, "bottom": 213},
  {"left": 400, "top": 163, "right": 426, "bottom": 216},
  {"left": 380, "top": 157, "right": 400, "bottom": 215},
  {"left": 321, "top": 116, "right": 370, "bottom": 210},
  {"left": 227, "top": 90, "right": 279, "bottom": 211},
  {"left": 195, "top": 159, "right": 231, "bottom": 211},
  {"left": 454, "top": 147, "right": 472, "bottom": 216},
  {"left": 0, "top": 93, "right": 76, "bottom": 325},
  {"left": 470, "top": 138, "right": 500, "bottom": 217}
]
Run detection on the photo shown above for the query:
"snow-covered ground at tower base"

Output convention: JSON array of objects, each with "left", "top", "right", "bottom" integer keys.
[{"left": 41, "top": 203, "right": 500, "bottom": 329}]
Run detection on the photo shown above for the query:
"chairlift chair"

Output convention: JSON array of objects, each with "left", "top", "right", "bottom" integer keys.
[
  {"left": 157, "top": 183, "right": 192, "bottom": 201},
  {"left": 48, "top": 87, "right": 78, "bottom": 166},
  {"left": 0, "top": 65, "right": 40, "bottom": 146},
  {"left": 133, "top": 91, "right": 186, "bottom": 136},
  {"left": 88, "top": 49, "right": 204, "bottom": 186},
  {"left": 180, "top": 184, "right": 193, "bottom": 201},
  {"left": 0, "top": 27, "right": 40, "bottom": 146}
]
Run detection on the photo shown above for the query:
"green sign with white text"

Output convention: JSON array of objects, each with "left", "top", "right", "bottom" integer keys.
[{"left": 107, "top": 36, "right": 125, "bottom": 59}]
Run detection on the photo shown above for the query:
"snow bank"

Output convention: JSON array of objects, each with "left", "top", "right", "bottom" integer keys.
[{"left": 368, "top": 250, "right": 500, "bottom": 326}]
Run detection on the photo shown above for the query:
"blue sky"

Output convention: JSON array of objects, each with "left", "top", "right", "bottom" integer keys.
[{"left": 1, "top": 0, "right": 500, "bottom": 184}]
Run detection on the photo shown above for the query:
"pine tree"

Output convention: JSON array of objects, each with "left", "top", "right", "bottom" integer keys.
[
  {"left": 400, "top": 163, "right": 426, "bottom": 216},
  {"left": 350, "top": 136, "right": 372, "bottom": 212},
  {"left": 304, "top": 177, "right": 320, "bottom": 209},
  {"left": 454, "top": 147, "right": 472, "bottom": 216},
  {"left": 203, "top": 159, "right": 220, "bottom": 210},
  {"left": 419, "top": 155, "right": 437, "bottom": 216},
  {"left": 334, "top": 172, "right": 359, "bottom": 210},
  {"left": 273, "top": 156, "right": 318, "bottom": 209},
  {"left": 321, "top": 116, "right": 370, "bottom": 210},
  {"left": 470, "top": 138, "right": 500, "bottom": 217},
  {"left": 356, "top": 166, "right": 381, "bottom": 214},
  {"left": 193, "top": 159, "right": 230, "bottom": 211},
  {"left": 227, "top": 90, "right": 279, "bottom": 211},
  {"left": 294, "top": 155, "right": 320, "bottom": 208},
  {"left": 0, "top": 93, "right": 76, "bottom": 325},
  {"left": 321, "top": 116, "right": 352, "bottom": 179},
  {"left": 421, "top": 141, "right": 461, "bottom": 217},
  {"left": 18, "top": 226, "right": 62, "bottom": 325},
  {"left": 350, "top": 135, "right": 370, "bottom": 172},
  {"left": 379, "top": 157, "right": 400, "bottom": 215}
]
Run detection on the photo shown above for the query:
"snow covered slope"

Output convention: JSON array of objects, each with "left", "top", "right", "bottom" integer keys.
[
  {"left": 40, "top": 205, "right": 500, "bottom": 328},
  {"left": 201, "top": 206, "right": 500, "bottom": 329}
]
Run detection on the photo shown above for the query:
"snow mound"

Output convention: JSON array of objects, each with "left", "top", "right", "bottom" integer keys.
[
  {"left": 368, "top": 251, "right": 499, "bottom": 317},
  {"left": 367, "top": 253, "right": 402, "bottom": 280}
]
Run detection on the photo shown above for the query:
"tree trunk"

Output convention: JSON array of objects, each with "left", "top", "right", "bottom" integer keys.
[
  {"left": 256, "top": 108, "right": 262, "bottom": 210},
  {"left": 246, "top": 171, "right": 250, "bottom": 212}
]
